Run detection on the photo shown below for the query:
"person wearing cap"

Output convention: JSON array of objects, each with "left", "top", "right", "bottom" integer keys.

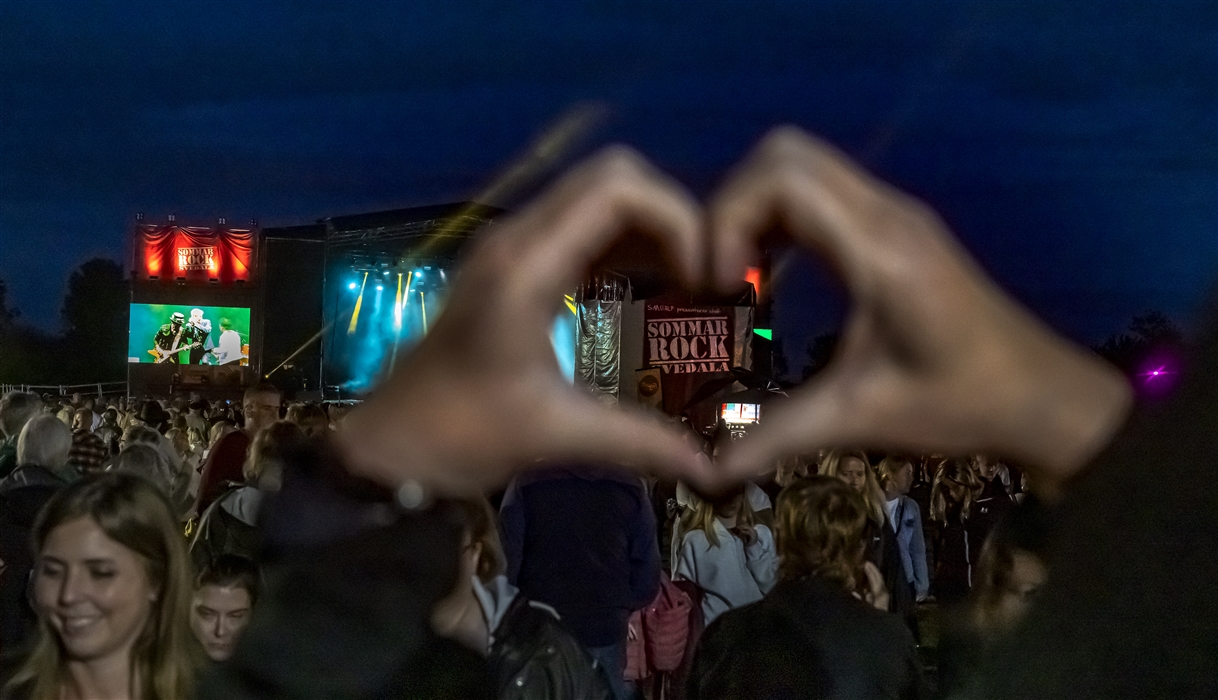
[
  {"left": 138, "top": 400, "right": 171, "bottom": 434},
  {"left": 152, "top": 310, "right": 203, "bottom": 365}
]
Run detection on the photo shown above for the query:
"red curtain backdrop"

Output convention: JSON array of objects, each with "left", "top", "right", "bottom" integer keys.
[{"left": 137, "top": 225, "right": 255, "bottom": 284}]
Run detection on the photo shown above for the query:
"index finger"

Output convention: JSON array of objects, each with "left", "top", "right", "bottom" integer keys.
[
  {"left": 707, "top": 126, "right": 931, "bottom": 294},
  {"left": 476, "top": 146, "right": 704, "bottom": 311}
]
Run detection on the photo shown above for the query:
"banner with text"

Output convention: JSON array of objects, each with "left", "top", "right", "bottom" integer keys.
[
  {"left": 644, "top": 303, "right": 736, "bottom": 375},
  {"left": 644, "top": 300, "right": 752, "bottom": 417}
]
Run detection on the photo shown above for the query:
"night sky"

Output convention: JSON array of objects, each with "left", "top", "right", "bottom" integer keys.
[{"left": 1, "top": 1, "right": 1215, "bottom": 363}]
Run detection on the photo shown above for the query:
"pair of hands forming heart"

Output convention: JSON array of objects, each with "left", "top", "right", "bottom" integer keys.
[{"left": 337, "top": 127, "right": 1132, "bottom": 498}]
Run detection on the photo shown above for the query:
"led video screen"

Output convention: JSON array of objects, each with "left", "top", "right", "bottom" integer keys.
[
  {"left": 128, "top": 304, "right": 251, "bottom": 365},
  {"left": 721, "top": 402, "right": 760, "bottom": 424}
]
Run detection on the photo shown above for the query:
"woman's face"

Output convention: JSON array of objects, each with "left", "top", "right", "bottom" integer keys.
[
  {"left": 839, "top": 457, "right": 868, "bottom": 493},
  {"left": 713, "top": 492, "right": 744, "bottom": 519},
  {"left": 34, "top": 516, "right": 156, "bottom": 664},
  {"left": 892, "top": 462, "right": 914, "bottom": 495}
]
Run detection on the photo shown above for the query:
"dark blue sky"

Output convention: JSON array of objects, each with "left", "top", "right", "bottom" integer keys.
[{"left": 1, "top": 1, "right": 1215, "bottom": 360}]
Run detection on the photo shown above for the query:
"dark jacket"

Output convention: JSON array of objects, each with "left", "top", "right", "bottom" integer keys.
[
  {"left": 477, "top": 576, "right": 612, "bottom": 700},
  {"left": 189, "top": 482, "right": 262, "bottom": 571},
  {"left": 0, "top": 438, "right": 18, "bottom": 481},
  {"left": 866, "top": 518, "right": 915, "bottom": 629},
  {"left": 0, "top": 465, "right": 65, "bottom": 652},
  {"left": 194, "top": 430, "right": 250, "bottom": 516},
  {"left": 688, "top": 575, "right": 926, "bottom": 700},
  {"left": 500, "top": 466, "right": 661, "bottom": 647}
]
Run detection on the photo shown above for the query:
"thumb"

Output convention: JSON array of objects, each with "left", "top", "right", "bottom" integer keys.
[{"left": 718, "top": 373, "right": 861, "bottom": 479}]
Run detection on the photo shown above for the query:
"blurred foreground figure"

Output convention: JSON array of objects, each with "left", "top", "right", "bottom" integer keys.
[{"left": 199, "top": 128, "right": 1213, "bottom": 699}]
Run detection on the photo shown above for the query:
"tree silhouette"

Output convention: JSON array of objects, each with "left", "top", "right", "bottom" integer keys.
[
  {"left": 1094, "top": 310, "right": 1183, "bottom": 376},
  {"left": 0, "top": 278, "right": 17, "bottom": 329},
  {"left": 801, "top": 332, "right": 839, "bottom": 381},
  {"left": 60, "top": 259, "right": 130, "bottom": 382}
]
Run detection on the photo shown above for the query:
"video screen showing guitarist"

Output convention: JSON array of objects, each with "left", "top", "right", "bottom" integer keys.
[{"left": 150, "top": 311, "right": 205, "bottom": 365}]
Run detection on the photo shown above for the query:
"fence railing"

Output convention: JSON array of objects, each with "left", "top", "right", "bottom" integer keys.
[{"left": 0, "top": 381, "right": 128, "bottom": 397}]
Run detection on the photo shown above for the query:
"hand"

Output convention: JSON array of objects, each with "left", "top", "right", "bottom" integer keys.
[
  {"left": 338, "top": 148, "right": 717, "bottom": 496},
  {"left": 860, "top": 561, "right": 890, "bottom": 612},
  {"left": 733, "top": 524, "right": 758, "bottom": 547},
  {"left": 709, "top": 127, "right": 1132, "bottom": 491}
]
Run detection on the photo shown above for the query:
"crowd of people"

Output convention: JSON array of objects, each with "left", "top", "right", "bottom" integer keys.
[
  {"left": 0, "top": 127, "right": 1212, "bottom": 699},
  {"left": 0, "top": 384, "right": 1057, "bottom": 699},
  {"left": 0, "top": 388, "right": 349, "bottom": 699}
]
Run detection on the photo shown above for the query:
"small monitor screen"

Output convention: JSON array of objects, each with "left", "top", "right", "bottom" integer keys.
[
  {"left": 722, "top": 402, "right": 760, "bottom": 424},
  {"left": 128, "top": 304, "right": 251, "bottom": 365}
]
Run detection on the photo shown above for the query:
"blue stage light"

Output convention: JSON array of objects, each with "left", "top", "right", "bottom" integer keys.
[
  {"left": 348, "top": 282, "right": 358, "bottom": 290},
  {"left": 376, "top": 284, "right": 384, "bottom": 291}
]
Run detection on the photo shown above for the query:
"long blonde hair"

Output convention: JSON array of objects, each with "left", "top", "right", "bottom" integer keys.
[
  {"left": 930, "top": 458, "right": 982, "bottom": 524},
  {"left": 818, "top": 449, "right": 886, "bottom": 526},
  {"left": 679, "top": 485, "right": 755, "bottom": 548},
  {"left": 5, "top": 473, "right": 201, "bottom": 700}
]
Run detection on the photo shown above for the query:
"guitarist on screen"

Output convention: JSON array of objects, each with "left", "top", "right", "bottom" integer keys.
[{"left": 151, "top": 311, "right": 204, "bottom": 364}]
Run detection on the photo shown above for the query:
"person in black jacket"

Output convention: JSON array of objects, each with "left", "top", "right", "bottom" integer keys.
[
  {"left": 499, "top": 465, "right": 660, "bottom": 700},
  {"left": 688, "top": 475, "right": 925, "bottom": 699},
  {"left": 0, "top": 415, "right": 72, "bottom": 653},
  {"left": 433, "top": 498, "right": 612, "bottom": 700},
  {"left": 189, "top": 421, "right": 303, "bottom": 571}
]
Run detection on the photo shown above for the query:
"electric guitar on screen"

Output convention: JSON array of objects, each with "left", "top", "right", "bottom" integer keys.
[{"left": 149, "top": 340, "right": 203, "bottom": 364}]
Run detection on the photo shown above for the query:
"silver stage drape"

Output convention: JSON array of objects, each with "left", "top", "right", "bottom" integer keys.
[{"left": 576, "top": 277, "right": 625, "bottom": 405}]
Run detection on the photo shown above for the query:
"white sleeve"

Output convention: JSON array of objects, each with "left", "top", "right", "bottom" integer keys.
[
  {"left": 673, "top": 529, "right": 704, "bottom": 584},
  {"left": 744, "top": 524, "right": 779, "bottom": 594},
  {"left": 747, "top": 481, "right": 772, "bottom": 512}
]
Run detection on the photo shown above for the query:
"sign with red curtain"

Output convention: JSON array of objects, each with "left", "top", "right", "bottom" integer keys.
[{"left": 136, "top": 225, "right": 256, "bottom": 285}]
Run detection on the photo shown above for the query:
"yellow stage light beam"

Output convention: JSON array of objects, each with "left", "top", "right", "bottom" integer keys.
[
  {"left": 347, "top": 272, "right": 369, "bottom": 336},
  {"left": 389, "top": 270, "right": 415, "bottom": 375},
  {"left": 393, "top": 272, "right": 404, "bottom": 332}
]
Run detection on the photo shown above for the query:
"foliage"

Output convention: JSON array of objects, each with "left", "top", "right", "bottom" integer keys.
[
  {"left": 0, "top": 260, "right": 129, "bottom": 384},
  {"left": 801, "top": 332, "right": 838, "bottom": 381},
  {"left": 1093, "top": 310, "right": 1184, "bottom": 376}
]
